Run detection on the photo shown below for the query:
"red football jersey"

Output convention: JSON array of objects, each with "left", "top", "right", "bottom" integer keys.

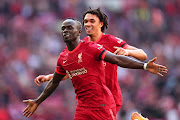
[
  {"left": 83, "top": 34, "right": 128, "bottom": 106},
  {"left": 56, "top": 40, "right": 116, "bottom": 110}
]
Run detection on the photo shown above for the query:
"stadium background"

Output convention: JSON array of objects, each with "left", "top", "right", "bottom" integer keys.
[{"left": 0, "top": 0, "right": 180, "bottom": 120}]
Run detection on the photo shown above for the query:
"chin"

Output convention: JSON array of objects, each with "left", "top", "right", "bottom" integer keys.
[
  {"left": 63, "top": 39, "right": 70, "bottom": 42},
  {"left": 87, "top": 33, "right": 92, "bottom": 36}
]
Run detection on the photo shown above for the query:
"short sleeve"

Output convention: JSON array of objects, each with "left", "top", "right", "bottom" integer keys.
[
  {"left": 55, "top": 55, "right": 67, "bottom": 75},
  {"left": 88, "top": 42, "right": 107, "bottom": 60},
  {"left": 110, "top": 36, "right": 128, "bottom": 49}
]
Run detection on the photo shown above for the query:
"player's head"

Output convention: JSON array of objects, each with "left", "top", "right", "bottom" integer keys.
[
  {"left": 61, "top": 18, "right": 82, "bottom": 42},
  {"left": 83, "top": 7, "right": 108, "bottom": 36}
]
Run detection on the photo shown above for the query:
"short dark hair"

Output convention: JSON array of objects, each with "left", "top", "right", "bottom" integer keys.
[
  {"left": 66, "top": 18, "right": 82, "bottom": 30},
  {"left": 83, "top": 7, "right": 108, "bottom": 32}
]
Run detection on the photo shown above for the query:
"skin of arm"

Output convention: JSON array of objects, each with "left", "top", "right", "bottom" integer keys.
[
  {"left": 105, "top": 51, "right": 144, "bottom": 69},
  {"left": 35, "top": 74, "right": 68, "bottom": 86},
  {"left": 114, "top": 45, "right": 147, "bottom": 60},
  {"left": 104, "top": 51, "right": 167, "bottom": 76},
  {"left": 23, "top": 72, "right": 65, "bottom": 118},
  {"left": 35, "top": 45, "right": 147, "bottom": 86},
  {"left": 35, "top": 72, "right": 65, "bottom": 105}
]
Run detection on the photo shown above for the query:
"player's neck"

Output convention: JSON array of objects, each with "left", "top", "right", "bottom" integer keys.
[
  {"left": 66, "top": 39, "right": 80, "bottom": 51},
  {"left": 90, "top": 31, "right": 103, "bottom": 42}
]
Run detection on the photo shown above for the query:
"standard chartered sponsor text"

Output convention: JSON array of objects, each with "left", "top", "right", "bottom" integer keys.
[{"left": 66, "top": 67, "right": 87, "bottom": 79}]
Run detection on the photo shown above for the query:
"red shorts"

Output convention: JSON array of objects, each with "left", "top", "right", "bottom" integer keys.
[{"left": 73, "top": 107, "right": 116, "bottom": 120}]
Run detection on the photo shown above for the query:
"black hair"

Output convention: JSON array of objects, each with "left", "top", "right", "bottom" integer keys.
[
  {"left": 83, "top": 7, "right": 108, "bottom": 32},
  {"left": 66, "top": 18, "right": 82, "bottom": 30}
]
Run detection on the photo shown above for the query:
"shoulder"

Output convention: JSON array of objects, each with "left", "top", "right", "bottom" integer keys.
[
  {"left": 82, "top": 36, "right": 90, "bottom": 41},
  {"left": 81, "top": 40, "right": 103, "bottom": 50},
  {"left": 102, "top": 34, "right": 114, "bottom": 38},
  {"left": 81, "top": 39, "right": 94, "bottom": 46},
  {"left": 104, "top": 34, "right": 122, "bottom": 40},
  {"left": 101, "top": 34, "right": 121, "bottom": 41},
  {"left": 57, "top": 47, "right": 67, "bottom": 64},
  {"left": 59, "top": 47, "right": 68, "bottom": 57},
  {"left": 105, "top": 34, "right": 127, "bottom": 44}
]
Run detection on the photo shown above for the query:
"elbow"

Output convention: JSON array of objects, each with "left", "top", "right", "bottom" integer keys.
[
  {"left": 142, "top": 52, "right": 147, "bottom": 60},
  {"left": 141, "top": 53, "right": 147, "bottom": 60},
  {"left": 139, "top": 49, "right": 147, "bottom": 60},
  {"left": 144, "top": 53, "right": 147, "bottom": 60}
]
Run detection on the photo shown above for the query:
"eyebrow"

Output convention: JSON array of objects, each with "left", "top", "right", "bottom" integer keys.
[
  {"left": 62, "top": 25, "right": 73, "bottom": 27},
  {"left": 84, "top": 18, "right": 95, "bottom": 21}
]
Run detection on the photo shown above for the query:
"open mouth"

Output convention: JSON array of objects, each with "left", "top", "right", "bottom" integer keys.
[
  {"left": 85, "top": 27, "right": 93, "bottom": 32},
  {"left": 63, "top": 33, "right": 70, "bottom": 38}
]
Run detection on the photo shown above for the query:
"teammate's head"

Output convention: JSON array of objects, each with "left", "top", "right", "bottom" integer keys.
[
  {"left": 83, "top": 7, "right": 108, "bottom": 36},
  {"left": 61, "top": 18, "right": 82, "bottom": 42}
]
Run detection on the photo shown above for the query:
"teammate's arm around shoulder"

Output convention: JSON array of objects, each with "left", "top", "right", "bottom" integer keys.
[{"left": 104, "top": 51, "right": 167, "bottom": 76}]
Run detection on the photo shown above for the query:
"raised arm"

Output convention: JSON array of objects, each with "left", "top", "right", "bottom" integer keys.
[
  {"left": 104, "top": 51, "right": 167, "bottom": 76},
  {"left": 23, "top": 72, "right": 65, "bottom": 118}
]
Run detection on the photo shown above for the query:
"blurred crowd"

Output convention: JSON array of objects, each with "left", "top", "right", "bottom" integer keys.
[{"left": 0, "top": 0, "right": 180, "bottom": 120}]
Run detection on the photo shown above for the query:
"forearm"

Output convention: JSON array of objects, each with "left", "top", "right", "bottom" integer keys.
[
  {"left": 127, "top": 49, "right": 147, "bottom": 60},
  {"left": 47, "top": 74, "right": 68, "bottom": 81},
  {"left": 104, "top": 52, "right": 145, "bottom": 69},
  {"left": 116, "top": 55, "right": 144, "bottom": 69},
  {"left": 34, "top": 79, "right": 59, "bottom": 105}
]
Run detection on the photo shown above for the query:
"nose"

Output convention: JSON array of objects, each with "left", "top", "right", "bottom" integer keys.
[{"left": 63, "top": 28, "right": 68, "bottom": 33}]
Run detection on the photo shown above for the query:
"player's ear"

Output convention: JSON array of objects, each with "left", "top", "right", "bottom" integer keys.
[
  {"left": 78, "top": 30, "right": 82, "bottom": 36},
  {"left": 100, "top": 21, "right": 104, "bottom": 27}
]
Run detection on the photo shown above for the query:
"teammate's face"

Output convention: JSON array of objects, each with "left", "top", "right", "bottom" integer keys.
[
  {"left": 83, "top": 13, "right": 103, "bottom": 36},
  {"left": 61, "top": 19, "right": 80, "bottom": 42}
]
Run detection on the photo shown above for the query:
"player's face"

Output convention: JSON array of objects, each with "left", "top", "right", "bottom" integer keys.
[
  {"left": 61, "top": 19, "right": 80, "bottom": 42},
  {"left": 83, "top": 13, "right": 103, "bottom": 36}
]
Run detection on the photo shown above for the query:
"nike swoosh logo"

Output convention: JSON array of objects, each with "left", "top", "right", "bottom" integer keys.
[{"left": 63, "top": 60, "right": 67, "bottom": 64}]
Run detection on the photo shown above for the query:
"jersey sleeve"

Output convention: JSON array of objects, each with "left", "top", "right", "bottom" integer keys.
[
  {"left": 55, "top": 55, "right": 67, "bottom": 75},
  {"left": 110, "top": 35, "right": 129, "bottom": 49},
  {"left": 88, "top": 42, "right": 108, "bottom": 60}
]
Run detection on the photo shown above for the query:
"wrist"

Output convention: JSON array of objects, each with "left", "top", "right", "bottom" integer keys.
[
  {"left": 48, "top": 74, "right": 54, "bottom": 79},
  {"left": 143, "top": 63, "right": 147, "bottom": 70},
  {"left": 34, "top": 98, "right": 41, "bottom": 105},
  {"left": 46, "top": 74, "right": 53, "bottom": 80}
]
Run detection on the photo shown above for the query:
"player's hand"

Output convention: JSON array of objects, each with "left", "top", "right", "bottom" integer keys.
[
  {"left": 114, "top": 46, "right": 129, "bottom": 56},
  {"left": 23, "top": 99, "right": 38, "bottom": 118},
  {"left": 146, "top": 57, "right": 168, "bottom": 77},
  {"left": 34, "top": 75, "right": 51, "bottom": 86}
]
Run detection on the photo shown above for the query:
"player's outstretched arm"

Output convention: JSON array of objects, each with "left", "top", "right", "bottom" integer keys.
[
  {"left": 35, "top": 74, "right": 69, "bottom": 86},
  {"left": 114, "top": 45, "right": 147, "bottom": 60},
  {"left": 23, "top": 72, "right": 65, "bottom": 118},
  {"left": 104, "top": 51, "right": 167, "bottom": 76},
  {"left": 23, "top": 99, "right": 38, "bottom": 118},
  {"left": 145, "top": 57, "right": 167, "bottom": 77}
]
